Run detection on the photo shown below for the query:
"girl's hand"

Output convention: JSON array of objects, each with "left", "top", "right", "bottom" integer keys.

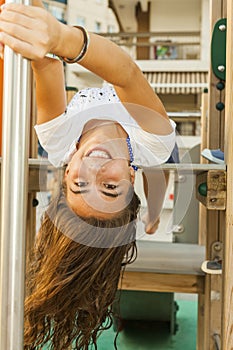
[
  {"left": 0, "top": 2, "right": 62, "bottom": 60},
  {"left": 142, "top": 212, "right": 160, "bottom": 234}
]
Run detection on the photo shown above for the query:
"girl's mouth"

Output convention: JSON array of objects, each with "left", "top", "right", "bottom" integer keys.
[{"left": 86, "top": 148, "right": 111, "bottom": 159}]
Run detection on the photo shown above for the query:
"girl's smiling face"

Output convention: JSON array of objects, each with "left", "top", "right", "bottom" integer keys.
[{"left": 64, "top": 121, "right": 135, "bottom": 218}]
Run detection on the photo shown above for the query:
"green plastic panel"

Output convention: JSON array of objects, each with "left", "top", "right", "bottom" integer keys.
[{"left": 211, "top": 18, "right": 226, "bottom": 81}]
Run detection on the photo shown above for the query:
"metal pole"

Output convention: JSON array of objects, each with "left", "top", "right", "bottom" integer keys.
[{"left": 0, "top": 3, "right": 31, "bottom": 348}]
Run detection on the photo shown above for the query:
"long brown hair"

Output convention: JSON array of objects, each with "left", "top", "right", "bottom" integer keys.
[{"left": 24, "top": 190, "right": 140, "bottom": 349}]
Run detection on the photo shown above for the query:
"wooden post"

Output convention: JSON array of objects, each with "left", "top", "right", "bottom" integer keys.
[
  {"left": 197, "top": 89, "right": 209, "bottom": 350},
  {"left": 135, "top": 2, "right": 150, "bottom": 59},
  {"left": 222, "top": 0, "right": 233, "bottom": 348},
  {"left": 201, "top": 1, "right": 226, "bottom": 349},
  {"left": 26, "top": 77, "right": 38, "bottom": 257},
  {"left": 0, "top": 59, "right": 3, "bottom": 156},
  {"left": 0, "top": 0, "right": 4, "bottom": 156},
  {"left": 199, "top": 91, "right": 208, "bottom": 245}
]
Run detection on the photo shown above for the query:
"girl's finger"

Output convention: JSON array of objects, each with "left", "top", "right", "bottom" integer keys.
[
  {"left": 0, "top": 31, "right": 44, "bottom": 60},
  {"left": 0, "top": 9, "right": 35, "bottom": 30},
  {"left": 1, "top": 3, "right": 44, "bottom": 19},
  {"left": 0, "top": 20, "right": 36, "bottom": 47}
]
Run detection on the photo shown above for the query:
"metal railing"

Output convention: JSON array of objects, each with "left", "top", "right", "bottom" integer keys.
[
  {"left": 99, "top": 31, "right": 201, "bottom": 60},
  {"left": 0, "top": 0, "right": 31, "bottom": 348}
]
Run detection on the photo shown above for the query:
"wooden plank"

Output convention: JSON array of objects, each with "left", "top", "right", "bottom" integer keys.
[
  {"left": 120, "top": 271, "right": 205, "bottom": 294},
  {"left": 222, "top": 0, "right": 233, "bottom": 348}
]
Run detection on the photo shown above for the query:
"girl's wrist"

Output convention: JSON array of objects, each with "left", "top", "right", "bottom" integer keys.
[
  {"left": 53, "top": 24, "right": 86, "bottom": 62},
  {"left": 31, "top": 56, "right": 62, "bottom": 72}
]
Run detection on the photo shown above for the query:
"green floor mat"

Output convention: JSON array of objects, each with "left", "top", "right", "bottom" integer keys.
[
  {"left": 42, "top": 300, "right": 197, "bottom": 349},
  {"left": 96, "top": 300, "right": 197, "bottom": 350}
]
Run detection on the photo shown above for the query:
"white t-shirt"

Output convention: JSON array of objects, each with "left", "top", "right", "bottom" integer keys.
[{"left": 34, "top": 85, "right": 176, "bottom": 169}]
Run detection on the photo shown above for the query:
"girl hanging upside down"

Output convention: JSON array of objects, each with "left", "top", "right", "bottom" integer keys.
[{"left": 0, "top": 1, "right": 177, "bottom": 349}]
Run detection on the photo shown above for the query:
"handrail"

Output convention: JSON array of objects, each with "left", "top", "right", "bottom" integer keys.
[
  {"left": 98, "top": 31, "right": 201, "bottom": 38},
  {"left": 0, "top": 0, "right": 31, "bottom": 348},
  {"left": 0, "top": 158, "right": 225, "bottom": 173},
  {"left": 98, "top": 31, "right": 201, "bottom": 60}
]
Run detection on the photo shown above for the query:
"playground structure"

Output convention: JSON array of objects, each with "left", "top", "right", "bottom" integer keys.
[{"left": 0, "top": 0, "right": 232, "bottom": 349}]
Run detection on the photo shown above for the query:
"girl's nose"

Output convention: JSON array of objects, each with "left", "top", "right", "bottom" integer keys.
[{"left": 83, "top": 157, "right": 109, "bottom": 172}]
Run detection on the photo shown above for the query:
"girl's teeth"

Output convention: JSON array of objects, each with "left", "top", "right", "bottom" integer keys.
[{"left": 88, "top": 150, "right": 110, "bottom": 158}]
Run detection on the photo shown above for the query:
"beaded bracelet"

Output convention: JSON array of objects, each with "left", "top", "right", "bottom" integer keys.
[{"left": 59, "top": 26, "right": 90, "bottom": 64}]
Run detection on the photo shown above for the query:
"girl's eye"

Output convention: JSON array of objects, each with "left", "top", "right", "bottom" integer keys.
[
  {"left": 75, "top": 181, "right": 88, "bottom": 187},
  {"left": 104, "top": 183, "right": 117, "bottom": 190}
]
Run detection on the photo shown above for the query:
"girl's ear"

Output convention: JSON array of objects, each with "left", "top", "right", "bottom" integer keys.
[
  {"left": 129, "top": 166, "right": 135, "bottom": 186},
  {"left": 64, "top": 163, "right": 71, "bottom": 178}
]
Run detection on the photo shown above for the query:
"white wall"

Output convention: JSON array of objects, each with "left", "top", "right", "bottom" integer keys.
[
  {"left": 151, "top": 0, "right": 201, "bottom": 32},
  {"left": 67, "top": 0, "right": 118, "bottom": 32}
]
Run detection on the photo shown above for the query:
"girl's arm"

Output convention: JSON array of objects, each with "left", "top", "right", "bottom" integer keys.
[
  {"left": 142, "top": 170, "right": 169, "bottom": 234},
  {"left": 0, "top": 3, "right": 171, "bottom": 133},
  {"left": 80, "top": 33, "right": 171, "bottom": 134},
  {"left": 31, "top": 58, "right": 66, "bottom": 124},
  {"left": 0, "top": 1, "right": 67, "bottom": 124}
]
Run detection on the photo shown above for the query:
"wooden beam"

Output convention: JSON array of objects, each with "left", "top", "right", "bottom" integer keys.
[
  {"left": 202, "top": 1, "right": 226, "bottom": 349},
  {"left": 120, "top": 271, "right": 205, "bottom": 294},
  {"left": 136, "top": 2, "right": 150, "bottom": 59},
  {"left": 222, "top": 0, "right": 233, "bottom": 349}
]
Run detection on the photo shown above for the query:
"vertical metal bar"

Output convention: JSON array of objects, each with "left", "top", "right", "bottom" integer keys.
[{"left": 0, "top": 2, "right": 31, "bottom": 347}]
